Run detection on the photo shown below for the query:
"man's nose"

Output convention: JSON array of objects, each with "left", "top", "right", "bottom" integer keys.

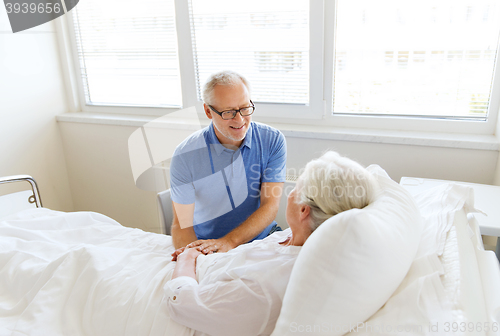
[{"left": 233, "top": 111, "right": 245, "bottom": 121}]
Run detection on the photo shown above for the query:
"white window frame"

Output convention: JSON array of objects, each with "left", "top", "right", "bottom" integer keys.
[
  {"left": 58, "top": 0, "right": 500, "bottom": 135},
  {"left": 321, "top": 0, "right": 500, "bottom": 135},
  {"left": 175, "top": 0, "right": 325, "bottom": 121},
  {"left": 60, "top": 1, "right": 184, "bottom": 117}
]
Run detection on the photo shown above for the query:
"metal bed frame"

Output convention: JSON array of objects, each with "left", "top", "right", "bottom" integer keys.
[{"left": 0, "top": 175, "right": 43, "bottom": 208}]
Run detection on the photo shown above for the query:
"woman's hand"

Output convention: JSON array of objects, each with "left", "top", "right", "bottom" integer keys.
[
  {"left": 177, "top": 247, "right": 202, "bottom": 261},
  {"left": 171, "top": 247, "right": 202, "bottom": 280},
  {"left": 187, "top": 237, "right": 235, "bottom": 254},
  {"left": 171, "top": 246, "right": 185, "bottom": 261},
  {"left": 172, "top": 246, "right": 201, "bottom": 261}
]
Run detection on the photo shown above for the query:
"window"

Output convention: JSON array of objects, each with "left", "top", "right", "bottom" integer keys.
[
  {"left": 72, "top": 0, "right": 182, "bottom": 107},
  {"left": 332, "top": 0, "right": 500, "bottom": 120},
  {"left": 66, "top": 0, "right": 500, "bottom": 133},
  {"left": 189, "top": 0, "right": 309, "bottom": 105}
]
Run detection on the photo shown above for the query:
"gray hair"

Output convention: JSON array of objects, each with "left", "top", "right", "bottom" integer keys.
[
  {"left": 202, "top": 70, "right": 251, "bottom": 105},
  {"left": 295, "top": 151, "right": 378, "bottom": 232}
]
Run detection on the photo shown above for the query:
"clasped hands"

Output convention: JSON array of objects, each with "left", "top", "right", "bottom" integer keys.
[{"left": 171, "top": 237, "right": 235, "bottom": 261}]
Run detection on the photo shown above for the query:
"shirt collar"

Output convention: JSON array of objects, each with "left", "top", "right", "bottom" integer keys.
[
  {"left": 241, "top": 121, "right": 253, "bottom": 149},
  {"left": 207, "top": 122, "right": 253, "bottom": 156},
  {"left": 207, "top": 123, "right": 225, "bottom": 156}
]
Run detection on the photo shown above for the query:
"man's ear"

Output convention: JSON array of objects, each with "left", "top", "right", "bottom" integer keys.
[{"left": 203, "top": 104, "right": 213, "bottom": 119}]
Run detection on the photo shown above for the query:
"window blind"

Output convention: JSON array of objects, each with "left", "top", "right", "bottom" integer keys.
[
  {"left": 333, "top": 0, "right": 500, "bottom": 119},
  {"left": 189, "top": 0, "right": 309, "bottom": 104},
  {"left": 72, "top": 0, "right": 182, "bottom": 107}
]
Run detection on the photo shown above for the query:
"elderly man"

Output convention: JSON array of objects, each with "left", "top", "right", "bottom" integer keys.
[{"left": 170, "top": 70, "right": 286, "bottom": 253}]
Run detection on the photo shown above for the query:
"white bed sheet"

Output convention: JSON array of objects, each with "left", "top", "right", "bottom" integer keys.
[
  {"left": 0, "top": 209, "right": 193, "bottom": 336},
  {"left": 0, "top": 184, "right": 498, "bottom": 336}
]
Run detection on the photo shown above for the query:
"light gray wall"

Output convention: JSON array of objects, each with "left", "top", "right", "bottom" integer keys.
[
  {"left": 58, "top": 120, "right": 499, "bottom": 233},
  {"left": 494, "top": 116, "right": 500, "bottom": 186},
  {"left": 285, "top": 137, "right": 498, "bottom": 185},
  {"left": 58, "top": 122, "right": 194, "bottom": 233},
  {"left": 3, "top": 7, "right": 497, "bottom": 231},
  {"left": 0, "top": 13, "right": 73, "bottom": 211}
]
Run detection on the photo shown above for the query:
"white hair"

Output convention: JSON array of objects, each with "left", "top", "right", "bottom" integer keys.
[
  {"left": 202, "top": 70, "right": 251, "bottom": 105},
  {"left": 295, "top": 151, "right": 378, "bottom": 232}
]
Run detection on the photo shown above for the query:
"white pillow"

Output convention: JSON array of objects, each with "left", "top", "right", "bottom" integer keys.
[{"left": 272, "top": 165, "right": 422, "bottom": 336}]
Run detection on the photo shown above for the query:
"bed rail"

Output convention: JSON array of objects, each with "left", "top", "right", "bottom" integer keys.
[{"left": 0, "top": 175, "right": 42, "bottom": 208}]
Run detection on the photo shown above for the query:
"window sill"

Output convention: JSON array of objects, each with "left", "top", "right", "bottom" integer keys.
[{"left": 56, "top": 112, "right": 499, "bottom": 151}]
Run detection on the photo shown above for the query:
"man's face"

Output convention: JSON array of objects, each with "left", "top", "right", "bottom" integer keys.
[{"left": 204, "top": 81, "right": 252, "bottom": 148}]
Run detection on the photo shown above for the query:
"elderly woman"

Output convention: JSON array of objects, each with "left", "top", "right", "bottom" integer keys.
[{"left": 166, "top": 151, "right": 378, "bottom": 336}]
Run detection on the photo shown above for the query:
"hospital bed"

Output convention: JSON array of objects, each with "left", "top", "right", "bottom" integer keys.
[{"left": 1, "top": 174, "right": 500, "bottom": 336}]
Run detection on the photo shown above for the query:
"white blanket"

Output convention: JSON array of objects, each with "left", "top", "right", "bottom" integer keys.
[
  {"left": 0, "top": 183, "right": 484, "bottom": 336},
  {"left": 0, "top": 209, "right": 192, "bottom": 336}
]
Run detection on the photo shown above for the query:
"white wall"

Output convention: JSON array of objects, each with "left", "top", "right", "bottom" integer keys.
[
  {"left": 483, "top": 112, "right": 500, "bottom": 248},
  {"left": 1, "top": 8, "right": 498, "bottom": 234},
  {"left": 58, "top": 121, "right": 195, "bottom": 233},
  {"left": 494, "top": 115, "right": 500, "bottom": 186},
  {"left": 286, "top": 137, "right": 498, "bottom": 185},
  {"left": 58, "top": 119, "right": 499, "bottom": 233},
  {"left": 0, "top": 13, "right": 73, "bottom": 211}
]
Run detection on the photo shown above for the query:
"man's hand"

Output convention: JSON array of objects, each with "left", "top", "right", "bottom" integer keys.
[{"left": 187, "top": 237, "right": 236, "bottom": 254}]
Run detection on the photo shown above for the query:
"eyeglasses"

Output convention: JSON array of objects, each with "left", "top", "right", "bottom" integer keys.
[{"left": 208, "top": 100, "right": 255, "bottom": 120}]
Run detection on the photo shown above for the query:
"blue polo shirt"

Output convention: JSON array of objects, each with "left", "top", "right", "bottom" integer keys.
[{"left": 170, "top": 121, "right": 286, "bottom": 241}]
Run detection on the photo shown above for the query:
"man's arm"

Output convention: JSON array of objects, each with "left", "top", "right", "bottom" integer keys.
[
  {"left": 188, "top": 182, "right": 284, "bottom": 253},
  {"left": 171, "top": 201, "right": 198, "bottom": 249}
]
